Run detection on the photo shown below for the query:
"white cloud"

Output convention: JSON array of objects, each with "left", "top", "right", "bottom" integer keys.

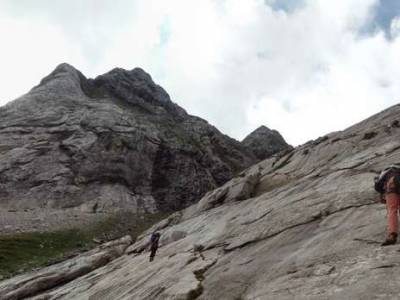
[
  {"left": 0, "top": 14, "right": 85, "bottom": 101},
  {"left": 1, "top": 0, "right": 400, "bottom": 146}
]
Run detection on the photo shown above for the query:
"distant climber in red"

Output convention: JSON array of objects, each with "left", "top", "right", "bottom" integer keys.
[
  {"left": 375, "top": 165, "right": 400, "bottom": 246},
  {"left": 149, "top": 232, "right": 161, "bottom": 262}
]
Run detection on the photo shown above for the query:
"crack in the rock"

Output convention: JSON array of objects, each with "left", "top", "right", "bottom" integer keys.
[
  {"left": 263, "top": 139, "right": 400, "bottom": 190},
  {"left": 240, "top": 209, "right": 273, "bottom": 226},
  {"left": 204, "top": 242, "right": 228, "bottom": 251},
  {"left": 353, "top": 238, "right": 381, "bottom": 245},
  {"left": 224, "top": 202, "right": 377, "bottom": 252},
  {"left": 332, "top": 145, "right": 400, "bottom": 172},
  {"left": 187, "top": 259, "right": 218, "bottom": 300},
  {"left": 224, "top": 218, "right": 323, "bottom": 252},
  {"left": 144, "top": 135, "right": 162, "bottom": 146},
  {"left": 325, "top": 201, "right": 377, "bottom": 216},
  {"left": 0, "top": 123, "right": 68, "bottom": 130},
  {"left": 371, "top": 264, "right": 397, "bottom": 269},
  {"left": 332, "top": 160, "right": 372, "bottom": 172},
  {"left": 269, "top": 151, "right": 295, "bottom": 174},
  {"left": 261, "top": 158, "right": 370, "bottom": 197}
]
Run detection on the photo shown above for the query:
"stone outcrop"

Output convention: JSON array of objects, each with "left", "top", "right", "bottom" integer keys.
[
  {"left": 0, "top": 63, "right": 287, "bottom": 232},
  {"left": 3, "top": 104, "right": 400, "bottom": 299},
  {"left": 242, "top": 125, "right": 291, "bottom": 160}
]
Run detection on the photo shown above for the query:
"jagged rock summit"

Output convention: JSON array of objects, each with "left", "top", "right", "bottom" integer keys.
[
  {"left": 2, "top": 103, "right": 400, "bottom": 299},
  {"left": 0, "top": 63, "right": 287, "bottom": 232},
  {"left": 242, "top": 125, "right": 292, "bottom": 160}
]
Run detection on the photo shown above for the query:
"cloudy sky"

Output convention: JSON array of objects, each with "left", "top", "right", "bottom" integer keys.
[{"left": 0, "top": 0, "right": 400, "bottom": 146}]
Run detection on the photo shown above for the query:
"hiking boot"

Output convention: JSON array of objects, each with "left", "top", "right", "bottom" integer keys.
[{"left": 381, "top": 233, "right": 398, "bottom": 246}]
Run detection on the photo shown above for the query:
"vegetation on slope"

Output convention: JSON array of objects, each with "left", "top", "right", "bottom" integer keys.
[{"left": 0, "top": 212, "right": 168, "bottom": 279}]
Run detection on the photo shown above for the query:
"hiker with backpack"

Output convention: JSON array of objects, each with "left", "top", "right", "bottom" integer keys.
[
  {"left": 375, "top": 165, "right": 400, "bottom": 246},
  {"left": 149, "top": 231, "right": 161, "bottom": 262}
]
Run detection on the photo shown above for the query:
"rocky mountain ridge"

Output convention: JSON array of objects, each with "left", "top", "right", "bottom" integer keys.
[
  {"left": 2, "top": 103, "right": 400, "bottom": 299},
  {"left": 0, "top": 63, "right": 289, "bottom": 232}
]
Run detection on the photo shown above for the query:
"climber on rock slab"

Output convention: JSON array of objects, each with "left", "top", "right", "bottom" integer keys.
[
  {"left": 375, "top": 165, "right": 400, "bottom": 246},
  {"left": 149, "top": 231, "right": 161, "bottom": 262}
]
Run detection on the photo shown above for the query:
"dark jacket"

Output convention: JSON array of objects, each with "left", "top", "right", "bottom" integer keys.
[{"left": 150, "top": 233, "right": 160, "bottom": 249}]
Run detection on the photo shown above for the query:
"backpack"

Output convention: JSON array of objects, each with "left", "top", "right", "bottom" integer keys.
[{"left": 374, "top": 165, "right": 400, "bottom": 194}]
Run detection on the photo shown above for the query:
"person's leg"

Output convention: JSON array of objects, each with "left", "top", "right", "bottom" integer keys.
[
  {"left": 387, "top": 194, "right": 399, "bottom": 233},
  {"left": 382, "top": 193, "right": 399, "bottom": 246},
  {"left": 149, "top": 247, "right": 157, "bottom": 262},
  {"left": 398, "top": 193, "right": 400, "bottom": 217}
]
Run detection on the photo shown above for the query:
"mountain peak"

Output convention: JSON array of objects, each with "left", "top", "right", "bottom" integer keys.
[
  {"left": 0, "top": 61, "right": 257, "bottom": 221},
  {"left": 53, "top": 62, "right": 80, "bottom": 74},
  {"left": 34, "top": 64, "right": 182, "bottom": 116},
  {"left": 38, "top": 64, "right": 155, "bottom": 95},
  {"left": 102, "top": 67, "right": 154, "bottom": 82},
  {"left": 46, "top": 62, "right": 85, "bottom": 82},
  {"left": 242, "top": 125, "right": 291, "bottom": 160},
  {"left": 35, "top": 62, "right": 87, "bottom": 94},
  {"left": 253, "top": 125, "right": 272, "bottom": 133},
  {"left": 90, "top": 66, "right": 187, "bottom": 118}
]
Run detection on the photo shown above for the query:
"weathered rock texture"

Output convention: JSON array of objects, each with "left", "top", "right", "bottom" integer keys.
[
  {"left": 242, "top": 125, "right": 291, "bottom": 160},
  {"left": 0, "top": 63, "right": 289, "bottom": 232},
  {"left": 3, "top": 104, "right": 400, "bottom": 299}
]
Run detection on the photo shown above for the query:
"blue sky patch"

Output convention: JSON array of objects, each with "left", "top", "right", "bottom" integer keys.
[
  {"left": 361, "top": 0, "right": 400, "bottom": 39},
  {"left": 159, "top": 17, "right": 171, "bottom": 46},
  {"left": 264, "top": 0, "right": 305, "bottom": 14}
]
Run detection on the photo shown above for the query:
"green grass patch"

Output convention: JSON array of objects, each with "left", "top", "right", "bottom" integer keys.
[
  {"left": 0, "top": 229, "right": 90, "bottom": 278},
  {"left": 0, "top": 211, "right": 169, "bottom": 279}
]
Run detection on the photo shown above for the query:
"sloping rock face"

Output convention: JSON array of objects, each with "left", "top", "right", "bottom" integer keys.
[
  {"left": 242, "top": 125, "right": 291, "bottom": 160},
  {"left": 0, "top": 63, "right": 275, "bottom": 231},
  {"left": 3, "top": 104, "right": 400, "bottom": 299}
]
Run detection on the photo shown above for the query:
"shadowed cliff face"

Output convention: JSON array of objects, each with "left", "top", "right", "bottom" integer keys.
[
  {"left": 0, "top": 63, "right": 288, "bottom": 232},
  {"left": 0, "top": 63, "right": 248, "bottom": 213},
  {"left": 2, "top": 103, "right": 400, "bottom": 299}
]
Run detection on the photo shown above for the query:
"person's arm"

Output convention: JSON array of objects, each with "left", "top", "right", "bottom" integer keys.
[
  {"left": 387, "top": 175, "right": 396, "bottom": 193},
  {"left": 379, "top": 193, "right": 386, "bottom": 203}
]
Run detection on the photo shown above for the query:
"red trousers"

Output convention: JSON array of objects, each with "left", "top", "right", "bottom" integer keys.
[{"left": 385, "top": 193, "right": 400, "bottom": 234}]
